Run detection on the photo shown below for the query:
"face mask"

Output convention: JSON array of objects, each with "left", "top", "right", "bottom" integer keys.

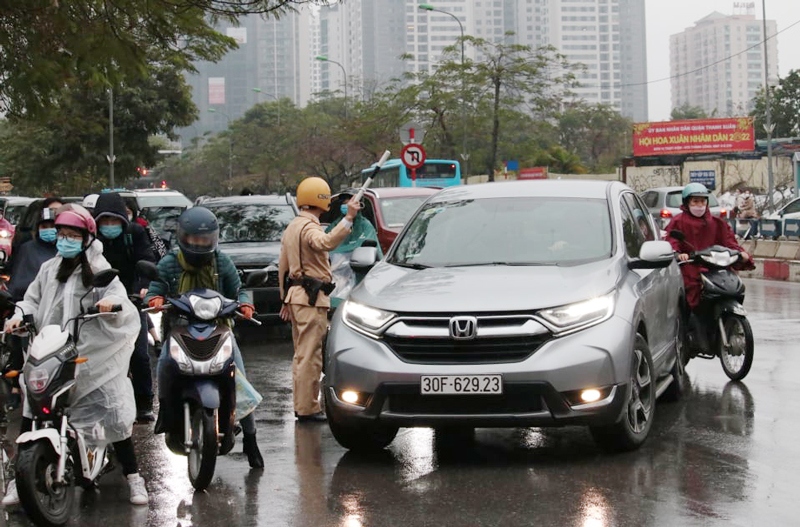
[
  {"left": 99, "top": 225, "right": 123, "bottom": 239},
  {"left": 689, "top": 205, "right": 707, "bottom": 218},
  {"left": 56, "top": 238, "right": 84, "bottom": 259},
  {"left": 340, "top": 204, "right": 348, "bottom": 215},
  {"left": 39, "top": 228, "right": 57, "bottom": 243}
]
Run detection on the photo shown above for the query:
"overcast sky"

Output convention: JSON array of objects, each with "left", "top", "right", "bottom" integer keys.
[{"left": 645, "top": 0, "right": 800, "bottom": 121}]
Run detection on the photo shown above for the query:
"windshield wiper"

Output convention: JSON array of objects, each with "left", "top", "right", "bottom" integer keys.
[
  {"left": 390, "top": 261, "right": 432, "bottom": 270},
  {"left": 444, "top": 261, "right": 548, "bottom": 267}
]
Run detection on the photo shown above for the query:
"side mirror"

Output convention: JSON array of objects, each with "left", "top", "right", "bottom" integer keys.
[
  {"left": 245, "top": 270, "right": 268, "bottom": 288},
  {"left": 361, "top": 239, "right": 378, "bottom": 248},
  {"left": 92, "top": 269, "right": 119, "bottom": 288},
  {"left": 136, "top": 261, "right": 160, "bottom": 281},
  {"left": 350, "top": 246, "right": 378, "bottom": 273},
  {"left": 629, "top": 241, "right": 675, "bottom": 270}
]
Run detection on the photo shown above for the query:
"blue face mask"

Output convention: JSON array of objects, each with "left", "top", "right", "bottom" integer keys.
[
  {"left": 39, "top": 228, "right": 57, "bottom": 243},
  {"left": 340, "top": 204, "right": 348, "bottom": 215},
  {"left": 99, "top": 225, "right": 123, "bottom": 239},
  {"left": 56, "top": 238, "right": 84, "bottom": 259}
]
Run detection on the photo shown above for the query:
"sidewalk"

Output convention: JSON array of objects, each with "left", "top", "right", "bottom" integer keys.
[{"left": 738, "top": 239, "right": 800, "bottom": 282}]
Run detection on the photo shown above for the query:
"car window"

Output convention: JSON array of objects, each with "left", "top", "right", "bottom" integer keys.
[
  {"left": 135, "top": 194, "right": 192, "bottom": 208},
  {"left": 666, "top": 190, "right": 718, "bottom": 208},
  {"left": 622, "top": 193, "right": 655, "bottom": 242},
  {"left": 620, "top": 198, "right": 646, "bottom": 258},
  {"left": 140, "top": 207, "right": 184, "bottom": 240},
  {"left": 4, "top": 204, "right": 30, "bottom": 225},
  {"left": 207, "top": 203, "right": 295, "bottom": 243},
  {"left": 641, "top": 191, "right": 658, "bottom": 208},
  {"left": 379, "top": 196, "right": 429, "bottom": 228},
  {"left": 360, "top": 198, "right": 377, "bottom": 229},
  {"left": 782, "top": 198, "right": 800, "bottom": 215},
  {"left": 391, "top": 197, "right": 612, "bottom": 267}
]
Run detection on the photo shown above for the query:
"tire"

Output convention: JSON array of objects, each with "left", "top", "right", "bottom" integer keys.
[
  {"left": 663, "top": 315, "right": 688, "bottom": 402},
  {"left": 590, "top": 334, "right": 656, "bottom": 453},
  {"left": 325, "top": 397, "right": 398, "bottom": 452},
  {"left": 719, "top": 315, "right": 754, "bottom": 381},
  {"left": 16, "top": 441, "right": 74, "bottom": 527},
  {"left": 187, "top": 407, "right": 218, "bottom": 491}
]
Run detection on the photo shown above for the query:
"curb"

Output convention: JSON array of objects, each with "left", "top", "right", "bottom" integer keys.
[{"left": 741, "top": 258, "right": 800, "bottom": 282}]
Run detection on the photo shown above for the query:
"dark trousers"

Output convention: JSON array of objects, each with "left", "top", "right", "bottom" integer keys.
[{"left": 130, "top": 312, "right": 153, "bottom": 400}]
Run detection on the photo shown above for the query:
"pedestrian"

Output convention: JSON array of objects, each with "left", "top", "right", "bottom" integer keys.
[
  {"left": 93, "top": 192, "right": 158, "bottom": 422},
  {"left": 279, "top": 177, "right": 360, "bottom": 422}
]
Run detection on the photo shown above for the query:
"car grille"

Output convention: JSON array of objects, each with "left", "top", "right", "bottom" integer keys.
[
  {"left": 388, "top": 391, "right": 543, "bottom": 415},
  {"left": 383, "top": 335, "right": 549, "bottom": 364},
  {"left": 238, "top": 267, "right": 279, "bottom": 288},
  {"left": 180, "top": 334, "right": 221, "bottom": 361}
]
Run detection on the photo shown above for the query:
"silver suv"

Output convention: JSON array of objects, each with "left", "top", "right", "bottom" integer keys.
[{"left": 324, "top": 180, "right": 686, "bottom": 453}]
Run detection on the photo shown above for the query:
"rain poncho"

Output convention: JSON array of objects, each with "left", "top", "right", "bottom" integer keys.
[
  {"left": 12, "top": 241, "right": 139, "bottom": 445},
  {"left": 325, "top": 215, "right": 382, "bottom": 308}
]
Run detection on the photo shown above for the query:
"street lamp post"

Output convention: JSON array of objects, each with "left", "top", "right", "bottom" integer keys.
[
  {"left": 315, "top": 55, "right": 348, "bottom": 119},
  {"left": 761, "top": 0, "right": 775, "bottom": 212},
  {"left": 208, "top": 108, "right": 233, "bottom": 195},
  {"left": 419, "top": 3, "right": 468, "bottom": 177},
  {"left": 107, "top": 88, "right": 116, "bottom": 188},
  {"left": 252, "top": 87, "right": 281, "bottom": 126}
]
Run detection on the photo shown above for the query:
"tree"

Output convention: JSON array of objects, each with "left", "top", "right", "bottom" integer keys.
[
  {"left": 0, "top": 0, "right": 313, "bottom": 117},
  {"left": 670, "top": 103, "right": 708, "bottom": 120},
  {"left": 557, "top": 103, "right": 632, "bottom": 172},
  {"left": 751, "top": 69, "right": 800, "bottom": 139}
]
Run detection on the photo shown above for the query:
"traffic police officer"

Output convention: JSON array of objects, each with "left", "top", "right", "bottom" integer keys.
[{"left": 279, "top": 177, "right": 359, "bottom": 422}]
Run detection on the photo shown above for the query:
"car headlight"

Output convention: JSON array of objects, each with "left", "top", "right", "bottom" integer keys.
[
  {"left": 700, "top": 251, "right": 739, "bottom": 267},
  {"left": 188, "top": 295, "right": 222, "bottom": 321},
  {"left": 28, "top": 367, "right": 50, "bottom": 393},
  {"left": 169, "top": 338, "right": 193, "bottom": 373},
  {"left": 342, "top": 300, "right": 396, "bottom": 336},
  {"left": 208, "top": 335, "right": 234, "bottom": 374},
  {"left": 537, "top": 292, "right": 615, "bottom": 334}
]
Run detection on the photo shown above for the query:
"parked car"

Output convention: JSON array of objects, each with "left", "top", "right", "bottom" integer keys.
[
  {"left": 1, "top": 197, "right": 36, "bottom": 226},
  {"left": 200, "top": 194, "right": 297, "bottom": 324},
  {"left": 322, "top": 187, "right": 439, "bottom": 254},
  {"left": 324, "top": 180, "right": 686, "bottom": 453},
  {"left": 640, "top": 186, "right": 726, "bottom": 228},
  {"left": 765, "top": 195, "right": 800, "bottom": 221}
]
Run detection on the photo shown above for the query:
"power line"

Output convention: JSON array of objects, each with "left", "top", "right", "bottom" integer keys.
[{"left": 576, "top": 16, "right": 800, "bottom": 91}]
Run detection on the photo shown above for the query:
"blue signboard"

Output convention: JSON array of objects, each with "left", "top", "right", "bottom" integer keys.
[
  {"left": 784, "top": 219, "right": 800, "bottom": 239},
  {"left": 689, "top": 170, "right": 716, "bottom": 190},
  {"left": 760, "top": 219, "right": 781, "bottom": 239}
]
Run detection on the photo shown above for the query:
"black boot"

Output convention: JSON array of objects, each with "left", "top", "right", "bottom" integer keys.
[
  {"left": 688, "top": 313, "right": 708, "bottom": 355},
  {"left": 135, "top": 395, "right": 155, "bottom": 424},
  {"left": 242, "top": 433, "right": 264, "bottom": 469},
  {"left": 153, "top": 400, "right": 169, "bottom": 434}
]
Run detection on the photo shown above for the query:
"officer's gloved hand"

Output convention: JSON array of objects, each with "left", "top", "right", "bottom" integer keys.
[
  {"left": 148, "top": 296, "right": 165, "bottom": 310},
  {"left": 240, "top": 304, "right": 255, "bottom": 320}
]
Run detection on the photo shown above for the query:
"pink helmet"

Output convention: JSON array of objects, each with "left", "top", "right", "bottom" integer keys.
[{"left": 55, "top": 204, "right": 97, "bottom": 235}]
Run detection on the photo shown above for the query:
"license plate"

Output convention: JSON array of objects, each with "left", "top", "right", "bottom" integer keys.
[{"left": 420, "top": 375, "right": 503, "bottom": 395}]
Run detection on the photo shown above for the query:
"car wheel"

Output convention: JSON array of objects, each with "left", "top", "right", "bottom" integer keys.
[
  {"left": 325, "top": 397, "right": 398, "bottom": 452},
  {"left": 662, "top": 315, "right": 688, "bottom": 402},
  {"left": 590, "top": 333, "right": 656, "bottom": 452}
]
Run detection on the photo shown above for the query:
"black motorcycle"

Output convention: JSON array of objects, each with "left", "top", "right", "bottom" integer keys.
[{"left": 671, "top": 230, "right": 754, "bottom": 381}]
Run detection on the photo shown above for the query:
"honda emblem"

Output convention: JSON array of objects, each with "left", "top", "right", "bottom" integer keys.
[{"left": 449, "top": 316, "right": 477, "bottom": 340}]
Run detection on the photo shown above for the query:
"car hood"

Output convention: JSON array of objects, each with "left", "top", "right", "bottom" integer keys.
[
  {"left": 351, "top": 259, "right": 621, "bottom": 313},
  {"left": 219, "top": 242, "right": 281, "bottom": 267}
]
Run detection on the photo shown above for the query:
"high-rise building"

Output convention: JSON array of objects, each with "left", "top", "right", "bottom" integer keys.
[{"left": 670, "top": 11, "right": 778, "bottom": 117}]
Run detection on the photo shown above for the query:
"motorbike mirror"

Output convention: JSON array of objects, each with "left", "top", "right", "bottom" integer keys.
[
  {"left": 245, "top": 270, "right": 268, "bottom": 288},
  {"left": 136, "top": 261, "right": 160, "bottom": 281},
  {"left": 0, "top": 290, "right": 13, "bottom": 311},
  {"left": 92, "top": 269, "right": 119, "bottom": 288},
  {"left": 669, "top": 230, "right": 685, "bottom": 241}
]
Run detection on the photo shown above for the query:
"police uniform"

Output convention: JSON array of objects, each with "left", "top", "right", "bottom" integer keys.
[{"left": 279, "top": 211, "right": 351, "bottom": 416}]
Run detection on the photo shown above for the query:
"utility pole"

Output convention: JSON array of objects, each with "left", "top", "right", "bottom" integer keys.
[
  {"left": 107, "top": 88, "right": 116, "bottom": 188},
  {"left": 762, "top": 0, "right": 774, "bottom": 212}
]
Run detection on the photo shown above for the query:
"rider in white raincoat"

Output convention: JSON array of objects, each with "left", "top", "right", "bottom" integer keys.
[{"left": 1, "top": 204, "right": 149, "bottom": 508}]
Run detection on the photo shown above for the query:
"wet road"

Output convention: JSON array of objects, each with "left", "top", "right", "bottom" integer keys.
[{"left": 2, "top": 278, "right": 799, "bottom": 526}]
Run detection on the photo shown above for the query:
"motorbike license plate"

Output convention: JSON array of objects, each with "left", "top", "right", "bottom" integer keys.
[{"left": 420, "top": 375, "right": 503, "bottom": 395}]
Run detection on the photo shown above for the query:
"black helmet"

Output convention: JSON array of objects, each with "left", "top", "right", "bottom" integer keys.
[{"left": 177, "top": 207, "right": 219, "bottom": 266}]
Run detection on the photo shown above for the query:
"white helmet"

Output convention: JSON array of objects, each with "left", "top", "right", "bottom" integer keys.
[{"left": 82, "top": 193, "right": 99, "bottom": 210}]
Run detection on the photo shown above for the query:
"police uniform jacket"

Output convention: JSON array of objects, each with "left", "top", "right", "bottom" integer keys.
[{"left": 279, "top": 211, "right": 350, "bottom": 309}]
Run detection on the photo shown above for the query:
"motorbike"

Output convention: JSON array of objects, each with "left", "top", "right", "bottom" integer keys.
[
  {"left": 671, "top": 230, "right": 754, "bottom": 381},
  {"left": 136, "top": 261, "right": 263, "bottom": 491},
  {"left": 1, "top": 269, "right": 122, "bottom": 527}
]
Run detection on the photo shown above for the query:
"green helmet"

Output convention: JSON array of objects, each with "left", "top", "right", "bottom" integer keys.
[{"left": 682, "top": 183, "right": 710, "bottom": 204}]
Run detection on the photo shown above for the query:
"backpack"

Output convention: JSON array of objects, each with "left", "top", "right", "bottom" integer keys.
[{"left": 122, "top": 223, "right": 168, "bottom": 262}]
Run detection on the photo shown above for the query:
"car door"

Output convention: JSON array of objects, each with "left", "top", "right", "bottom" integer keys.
[
  {"left": 621, "top": 192, "right": 671, "bottom": 366},
  {"left": 779, "top": 198, "right": 800, "bottom": 220}
]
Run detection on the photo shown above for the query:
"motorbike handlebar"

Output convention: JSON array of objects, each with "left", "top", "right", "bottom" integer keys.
[{"left": 86, "top": 305, "right": 123, "bottom": 315}]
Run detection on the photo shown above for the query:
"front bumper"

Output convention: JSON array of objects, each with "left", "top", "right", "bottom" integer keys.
[{"left": 324, "top": 313, "right": 635, "bottom": 428}]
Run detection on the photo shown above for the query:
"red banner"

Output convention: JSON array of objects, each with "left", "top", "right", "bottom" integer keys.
[
  {"left": 632, "top": 117, "right": 755, "bottom": 157},
  {"left": 519, "top": 167, "right": 548, "bottom": 180}
]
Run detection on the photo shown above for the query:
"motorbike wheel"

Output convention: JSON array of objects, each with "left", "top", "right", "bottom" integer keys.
[
  {"left": 187, "top": 407, "right": 218, "bottom": 491},
  {"left": 719, "top": 314, "right": 754, "bottom": 381},
  {"left": 16, "top": 441, "right": 74, "bottom": 527}
]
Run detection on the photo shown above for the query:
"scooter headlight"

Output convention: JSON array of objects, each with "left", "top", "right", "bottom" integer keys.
[
  {"left": 28, "top": 367, "right": 50, "bottom": 393},
  {"left": 169, "top": 338, "right": 193, "bottom": 374},
  {"left": 208, "top": 336, "right": 234, "bottom": 374},
  {"left": 188, "top": 295, "right": 223, "bottom": 321},
  {"left": 700, "top": 251, "right": 739, "bottom": 267}
]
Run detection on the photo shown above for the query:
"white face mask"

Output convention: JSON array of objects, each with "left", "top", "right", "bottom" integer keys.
[{"left": 689, "top": 205, "right": 707, "bottom": 218}]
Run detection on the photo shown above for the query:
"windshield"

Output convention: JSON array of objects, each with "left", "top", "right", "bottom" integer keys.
[
  {"left": 140, "top": 207, "right": 184, "bottom": 240},
  {"left": 379, "top": 196, "right": 429, "bottom": 228},
  {"left": 208, "top": 203, "right": 295, "bottom": 243},
  {"left": 136, "top": 194, "right": 192, "bottom": 208},
  {"left": 390, "top": 197, "right": 612, "bottom": 267},
  {"left": 4, "top": 204, "right": 30, "bottom": 225}
]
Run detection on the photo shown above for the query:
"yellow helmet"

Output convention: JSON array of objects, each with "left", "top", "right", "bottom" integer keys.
[{"left": 296, "top": 177, "right": 332, "bottom": 211}]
